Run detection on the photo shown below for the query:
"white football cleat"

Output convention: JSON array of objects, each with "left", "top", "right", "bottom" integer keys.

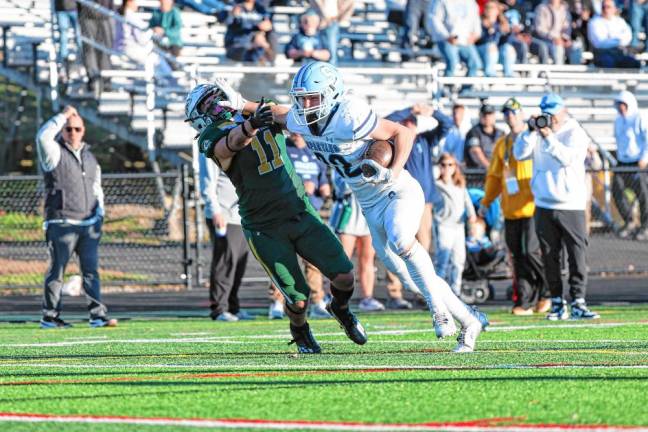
[
  {"left": 453, "top": 320, "right": 482, "bottom": 353},
  {"left": 433, "top": 312, "right": 457, "bottom": 339}
]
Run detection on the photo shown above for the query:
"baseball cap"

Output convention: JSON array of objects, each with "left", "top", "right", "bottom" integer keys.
[
  {"left": 539, "top": 93, "right": 565, "bottom": 115},
  {"left": 501, "top": 97, "right": 522, "bottom": 113},
  {"left": 480, "top": 103, "right": 496, "bottom": 115}
]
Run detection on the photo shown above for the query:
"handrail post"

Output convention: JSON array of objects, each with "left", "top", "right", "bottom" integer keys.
[{"left": 181, "top": 163, "right": 193, "bottom": 290}]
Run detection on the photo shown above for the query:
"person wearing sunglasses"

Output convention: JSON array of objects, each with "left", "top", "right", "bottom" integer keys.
[
  {"left": 513, "top": 93, "right": 599, "bottom": 321},
  {"left": 480, "top": 98, "right": 549, "bottom": 316},
  {"left": 35, "top": 105, "right": 117, "bottom": 329}
]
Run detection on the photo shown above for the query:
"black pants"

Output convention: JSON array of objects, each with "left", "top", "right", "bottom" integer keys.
[
  {"left": 612, "top": 162, "right": 648, "bottom": 229},
  {"left": 504, "top": 216, "right": 548, "bottom": 309},
  {"left": 206, "top": 220, "right": 250, "bottom": 317},
  {"left": 79, "top": 17, "right": 112, "bottom": 81},
  {"left": 535, "top": 207, "right": 588, "bottom": 301}
]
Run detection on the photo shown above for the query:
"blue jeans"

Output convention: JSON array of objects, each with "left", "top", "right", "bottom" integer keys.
[
  {"left": 322, "top": 21, "right": 339, "bottom": 65},
  {"left": 438, "top": 41, "right": 482, "bottom": 76},
  {"left": 630, "top": 0, "right": 648, "bottom": 49},
  {"left": 43, "top": 220, "right": 107, "bottom": 319},
  {"left": 56, "top": 11, "right": 81, "bottom": 64},
  {"left": 477, "top": 42, "right": 516, "bottom": 77},
  {"left": 530, "top": 38, "right": 582, "bottom": 65}
]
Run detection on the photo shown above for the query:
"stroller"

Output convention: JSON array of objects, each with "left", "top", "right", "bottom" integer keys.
[{"left": 460, "top": 188, "right": 512, "bottom": 304}]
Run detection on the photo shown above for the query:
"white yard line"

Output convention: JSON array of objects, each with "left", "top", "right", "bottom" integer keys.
[
  {"left": 0, "top": 413, "right": 645, "bottom": 432},
  {"left": 0, "top": 363, "right": 646, "bottom": 370}
]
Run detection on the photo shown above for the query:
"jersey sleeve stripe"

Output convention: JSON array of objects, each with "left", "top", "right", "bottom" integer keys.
[
  {"left": 353, "top": 110, "right": 376, "bottom": 134},
  {"left": 354, "top": 113, "right": 378, "bottom": 141}
]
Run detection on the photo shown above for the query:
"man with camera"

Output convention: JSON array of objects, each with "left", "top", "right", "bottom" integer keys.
[
  {"left": 36, "top": 105, "right": 117, "bottom": 328},
  {"left": 480, "top": 98, "right": 549, "bottom": 316},
  {"left": 513, "top": 94, "right": 599, "bottom": 321}
]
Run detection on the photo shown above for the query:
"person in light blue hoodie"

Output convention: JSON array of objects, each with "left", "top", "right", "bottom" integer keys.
[
  {"left": 613, "top": 90, "right": 648, "bottom": 241},
  {"left": 513, "top": 93, "right": 599, "bottom": 321}
]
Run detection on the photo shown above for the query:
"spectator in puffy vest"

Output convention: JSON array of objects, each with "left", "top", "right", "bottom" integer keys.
[{"left": 35, "top": 105, "right": 117, "bottom": 329}]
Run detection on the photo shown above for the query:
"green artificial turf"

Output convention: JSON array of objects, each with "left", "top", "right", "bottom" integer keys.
[{"left": 0, "top": 306, "right": 646, "bottom": 431}]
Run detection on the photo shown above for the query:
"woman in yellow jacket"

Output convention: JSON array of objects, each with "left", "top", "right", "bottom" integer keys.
[{"left": 480, "top": 98, "right": 550, "bottom": 315}]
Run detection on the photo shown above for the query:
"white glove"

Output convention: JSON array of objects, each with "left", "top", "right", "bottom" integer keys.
[
  {"left": 214, "top": 78, "right": 247, "bottom": 111},
  {"left": 361, "top": 159, "right": 393, "bottom": 184}
]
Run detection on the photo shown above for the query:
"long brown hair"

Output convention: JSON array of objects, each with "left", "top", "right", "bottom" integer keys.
[{"left": 438, "top": 152, "right": 466, "bottom": 188}]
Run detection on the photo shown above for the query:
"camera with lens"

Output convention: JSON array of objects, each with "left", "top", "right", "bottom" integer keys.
[{"left": 527, "top": 113, "right": 552, "bottom": 131}]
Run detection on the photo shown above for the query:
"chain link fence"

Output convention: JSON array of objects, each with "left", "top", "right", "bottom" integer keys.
[{"left": 1, "top": 166, "right": 648, "bottom": 292}]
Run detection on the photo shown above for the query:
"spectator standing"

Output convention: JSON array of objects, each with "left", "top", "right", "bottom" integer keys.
[
  {"left": 443, "top": 103, "right": 470, "bottom": 164},
  {"left": 150, "top": 0, "right": 183, "bottom": 57},
  {"left": 286, "top": 132, "right": 332, "bottom": 318},
  {"left": 199, "top": 152, "right": 251, "bottom": 322},
  {"left": 476, "top": 1, "right": 515, "bottom": 77},
  {"left": 55, "top": 0, "right": 82, "bottom": 73},
  {"left": 78, "top": 0, "right": 114, "bottom": 94},
  {"left": 588, "top": 0, "right": 640, "bottom": 68},
  {"left": 480, "top": 98, "right": 549, "bottom": 315},
  {"left": 225, "top": 0, "right": 277, "bottom": 64},
  {"left": 35, "top": 105, "right": 117, "bottom": 329},
  {"left": 513, "top": 93, "right": 599, "bottom": 320},
  {"left": 629, "top": 0, "right": 648, "bottom": 51},
  {"left": 433, "top": 152, "right": 476, "bottom": 296},
  {"left": 285, "top": 9, "right": 331, "bottom": 64},
  {"left": 309, "top": 0, "right": 354, "bottom": 66},
  {"left": 386, "top": 102, "right": 453, "bottom": 252},
  {"left": 464, "top": 102, "right": 505, "bottom": 169},
  {"left": 613, "top": 90, "right": 648, "bottom": 240},
  {"left": 114, "top": 0, "right": 175, "bottom": 81},
  {"left": 400, "top": 0, "right": 431, "bottom": 60},
  {"left": 428, "top": 0, "right": 483, "bottom": 77},
  {"left": 531, "top": 0, "right": 582, "bottom": 65}
]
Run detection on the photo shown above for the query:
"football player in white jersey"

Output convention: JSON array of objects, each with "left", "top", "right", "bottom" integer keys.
[{"left": 215, "top": 62, "right": 488, "bottom": 352}]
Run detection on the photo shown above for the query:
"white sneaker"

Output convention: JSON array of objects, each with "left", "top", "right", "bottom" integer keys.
[
  {"left": 215, "top": 312, "right": 239, "bottom": 322},
  {"left": 358, "top": 297, "right": 386, "bottom": 312},
  {"left": 433, "top": 312, "right": 457, "bottom": 339},
  {"left": 309, "top": 301, "right": 332, "bottom": 319},
  {"left": 453, "top": 320, "right": 482, "bottom": 353},
  {"left": 268, "top": 300, "right": 284, "bottom": 320}
]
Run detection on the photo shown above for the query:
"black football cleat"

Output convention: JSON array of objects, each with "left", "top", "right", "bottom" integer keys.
[
  {"left": 289, "top": 322, "right": 321, "bottom": 354},
  {"left": 326, "top": 300, "right": 368, "bottom": 345}
]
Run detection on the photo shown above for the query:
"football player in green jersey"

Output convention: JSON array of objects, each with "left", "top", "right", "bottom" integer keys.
[{"left": 185, "top": 81, "right": 367, "bottom": 353}]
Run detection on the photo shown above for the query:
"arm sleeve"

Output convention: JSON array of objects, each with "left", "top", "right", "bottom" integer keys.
[
  {"left": 166, "top": 9, "right": 182, "bottom": 43},
  {"left": 512, "top": 130, "right": 537, "bottom": 161},
  {"left": 345, "top": 99, "right": 378, "bottom": 141},
  {"left": 199, "top": 153, "right": 222, "bottom": 217},
  {"left": 385, "top": 107, "right": 413, "bottom": 123},
  {"left": 418, "top": 109, "right": 453, "bottom": 144},
  {"left": 94, "top": 164, "right": 105, "bottom": 217},
  {"left": 481, "top": 138, "right": 505, "bottom": 208},
  {"left": 639, "top": 114, "right": 648, "bottom": 163},
  {"left": 619, "top": 19, "right": 632, "bottom": 47},
  {"left": 542, "top": 125, "right": 589, "bottom": 167},
  {"left": 533, "top": 6, "right": 552, "bottom": 41},
  {"left": 35, "top": 113, "right": 66, "bottom": 172},
  {"left": 317, "top": 160, "right": 329, "bottom": 186},
  {"left": 428, "top": 0, "right": 450, "bottom": 41},
  {"left": 284, "top": 34, "right": 300, "bottom": 57}
]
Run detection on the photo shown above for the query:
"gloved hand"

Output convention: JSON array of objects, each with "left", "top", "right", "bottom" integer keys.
[
  {"left": 214, "top": 78, "right": 247, "bottom": 112},
  {"left": 361, "top": 159, "right": 393, "bottom": 184},
  {"left": 248, "top": 98, "right": 274, "bottom": 129}
]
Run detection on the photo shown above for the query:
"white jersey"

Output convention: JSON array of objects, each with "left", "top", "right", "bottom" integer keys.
[{"left": 287, "top": 94, "right": 416, "bottom": 208}]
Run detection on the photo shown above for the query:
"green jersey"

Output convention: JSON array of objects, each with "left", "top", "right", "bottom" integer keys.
[{"left": 198, "top": 119, "right": 315, "bottom": 230}]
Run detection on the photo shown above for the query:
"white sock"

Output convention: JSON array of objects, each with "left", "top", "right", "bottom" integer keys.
[{"left": 403, "top": 242, "right": 477, "bottom": 327}]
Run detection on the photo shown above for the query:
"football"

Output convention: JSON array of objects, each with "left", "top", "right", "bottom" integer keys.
[{"left": 361, "top": 140, "right": 394, "bottom": 177}]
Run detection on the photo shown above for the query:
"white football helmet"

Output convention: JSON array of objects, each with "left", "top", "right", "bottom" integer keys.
[
  {"left": 184, "top": 83, "right": 235, "bottom": 133},
  {"left": 289, "top": 61, "right": 344, "bottom": 125}
]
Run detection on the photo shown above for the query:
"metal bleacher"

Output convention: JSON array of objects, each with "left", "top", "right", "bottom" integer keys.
[{"left": 1, "top": 0, "right": 646, "bottom": 168}]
